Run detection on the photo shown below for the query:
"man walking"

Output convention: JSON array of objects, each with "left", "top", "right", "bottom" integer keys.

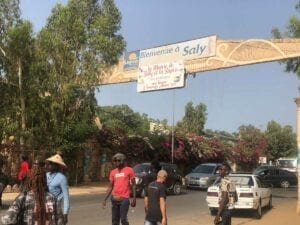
[
  {"left": 103, "top": 153, "right": 136, "bottom": 225},
  {"left": 214, "top": 163, "right": 236, "bottom": 225},
  {"left": 144, "top": 169, "right": 168, "bottom": 225}
]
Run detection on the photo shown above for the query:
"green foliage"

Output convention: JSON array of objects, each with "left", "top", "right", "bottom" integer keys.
[
  {"left": 28, "top": 0, "right": 125, "bottom": 153},
  {"left": 96, "top": 105, "right": 150, "bottom": 135},
  {"left": 272, "top": 2, "right": 300, "bottom": 77},
  {"left": 233, "top": 125, "right": 268, "bottom": 171},
  {"left": 0, "top": 0, "right": 125, "bottom": 160},
  {"left": 0, "top": 20, "right": 36, "bottom": 146},
  {"left": 0, "top": 0, "right": 20, "bottom": 40},
  {"left": 205, "top": 129, "right": 236, "bottom": 141},
  {"left": 176, "top": 101, "right": 207, "bottom": 135},
  {"left": 265, "top": 120, "right": 297, "bottom": 159}
]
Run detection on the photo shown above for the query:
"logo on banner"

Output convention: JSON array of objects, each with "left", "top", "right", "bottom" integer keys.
[{"left": 123, "top": 50, "right": 140, "bottom": 70}]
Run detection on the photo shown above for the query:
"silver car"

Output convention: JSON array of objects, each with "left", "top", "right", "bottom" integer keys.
[{"left": 185, "top": 163, "right": 221, "bottom": 189}]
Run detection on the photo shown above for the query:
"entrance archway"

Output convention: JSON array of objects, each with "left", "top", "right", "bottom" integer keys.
[{"left": 98, "top": 37, "right": 300, "bottom": 212}]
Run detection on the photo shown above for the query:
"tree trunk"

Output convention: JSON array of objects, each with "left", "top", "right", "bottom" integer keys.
[
  {"left": 87, "top": 138, "right": 101, "bottom": 181},
  {"left": 18, "top": 58, "right": 25, "bottom": 153}
]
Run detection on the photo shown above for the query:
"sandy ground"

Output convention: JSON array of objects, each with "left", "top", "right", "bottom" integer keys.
[
  {"left": 233, "top": 199, "right": 300, "bottom": 225},
  {"left": 2, "top": 183, "right": 300, "bottom": 225}
]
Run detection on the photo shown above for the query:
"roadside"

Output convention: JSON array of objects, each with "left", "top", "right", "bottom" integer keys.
[
  {"left": 2, "top": 183, "right": 300, "bottom": 225},
  {"left": 234, "top": 199, "right": 300, "bottom": 225},
  {"left": 234, "top": 187, "right": 300, "bottom": 225},
  {"left": 2, "top": 181, "right": 109, "bottom": 201}
]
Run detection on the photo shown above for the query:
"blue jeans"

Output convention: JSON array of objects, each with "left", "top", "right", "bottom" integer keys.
[
  {"left": 111, "top": 197, "right": 130, "bottom": 225},
  {"left": 219, "top": 208, "right": 231, "bottom": 225}
]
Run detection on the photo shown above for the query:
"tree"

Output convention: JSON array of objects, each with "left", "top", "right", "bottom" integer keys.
[
  {"left": 272, "top": 2, "right": 300, "bottom": 79},
  {"left": 233, "top": 125, "right": 268, "bottom": 171},
  {"left": 32, "top": 0, "right": 125, "bottom": 152},
  {"left": 96, "top": 105, "right": 150, "bottom": 135},
  {"left": 176, "top": 101, "right": 207, "bottom": 135},
  {"left": 205, "top": 129, "right": 236, "bottom": 141},
  {"left": 0, "top": 20, "right": 36, "bottom": 151},
  {"left": 0, "top": 0, "right": 21, "bottom": 143},
  {"left": 265, "top": 121, "right": 297, "bottom": 160}
]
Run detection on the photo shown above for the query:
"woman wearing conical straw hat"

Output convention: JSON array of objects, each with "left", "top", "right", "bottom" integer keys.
[
  {"left": 1, "top": 158, "right": 58, "bottom": 225},
  {"left": 46, "top": 154, "right": 70, "bottom": 225}
]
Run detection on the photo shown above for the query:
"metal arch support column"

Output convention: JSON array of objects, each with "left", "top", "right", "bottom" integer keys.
[{"left": 294, "top": 97, "right": 300, "bottom": 213}]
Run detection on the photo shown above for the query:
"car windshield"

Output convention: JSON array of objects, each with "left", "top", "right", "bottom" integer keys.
[
  {"left": 277, "top": 160, "right": 296, "bottom": 168},
  {"left": 230, "top": 176, "right": 253, "bottom": 186},
  {"left": 133, "top": 164, "right": 151, "bottom": 173},
  {"left": 192, "top": 165, "right": 215, "bottom": 174},
  {"left": 253, "top": 166, "right": 272, "bottom": 174}
]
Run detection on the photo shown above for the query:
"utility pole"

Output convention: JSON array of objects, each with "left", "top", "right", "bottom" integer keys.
[
  {"left": 294, "top": 97, "right": 300, "bottom": 213},
  {"left": 171, "top": 90, "right": 175, "bottom": 164}
]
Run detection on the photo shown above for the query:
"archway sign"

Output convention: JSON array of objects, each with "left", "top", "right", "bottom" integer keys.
[
  {"left": 97, "top": 35, "right": 300, "bottom": 212},
  {"left": 98, "top": 36, "right": 300, "bottom": 87}
]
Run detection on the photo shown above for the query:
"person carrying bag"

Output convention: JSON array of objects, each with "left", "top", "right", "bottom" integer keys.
[{"left": 1, "top": 159, "right": 58, "bottom": 225}]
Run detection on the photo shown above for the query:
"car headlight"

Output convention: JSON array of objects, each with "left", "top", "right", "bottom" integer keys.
[{"left": 135, "top": 177, "right": 143, "bottom": 184}]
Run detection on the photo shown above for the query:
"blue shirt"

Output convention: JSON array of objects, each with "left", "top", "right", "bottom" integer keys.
[{"left": 46, "top": 172, "right": 70, "bottom": 214}]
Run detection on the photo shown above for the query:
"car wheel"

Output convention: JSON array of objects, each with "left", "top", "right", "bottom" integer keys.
[
  {"left": 172, "top": 182, "right": 182, "bottom": 195},
  {"left": 268, "top": 195, "right": 272, "bottom": 210},
  {"left": 255, "top": 201, "right": 262, "bottom": 219},
  {"left": 280, "top": 180, "right": 290, "bottom": 188}
]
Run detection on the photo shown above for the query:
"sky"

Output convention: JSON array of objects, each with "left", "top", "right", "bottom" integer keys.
[{"left": 20, "top": 0, "right": 300, "bottom": 133}]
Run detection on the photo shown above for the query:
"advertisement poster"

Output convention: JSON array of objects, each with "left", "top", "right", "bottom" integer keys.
[{"left": 137, "top": 61, "right": 185, "bottom": 92}]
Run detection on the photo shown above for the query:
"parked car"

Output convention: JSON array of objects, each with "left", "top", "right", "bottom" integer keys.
[
  {"left": 206, "top": 173, "right": 272, "bottom": 219},
  {"left": 276, "top": 157, "right": 297, "bottom": 173},
  {"left": 254, "top": 166, "right": 297, "bottom": 188},
  {"left": 185, "top": 163, "right": 221, "bottom": 189},
  {"left": 133, "top": 162, "right": 182, "bottom": 197},
  {"left": 253, "top": 165, "right": 278, "bottom": 173}
]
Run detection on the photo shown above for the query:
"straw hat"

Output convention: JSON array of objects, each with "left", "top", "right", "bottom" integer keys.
[{"left": 46, "top": 154, "right": 67, "bottom": 167}]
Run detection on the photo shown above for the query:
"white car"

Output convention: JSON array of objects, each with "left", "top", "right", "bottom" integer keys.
[{"left": 206, "top": 173, "right": 272, "bottom": 219}]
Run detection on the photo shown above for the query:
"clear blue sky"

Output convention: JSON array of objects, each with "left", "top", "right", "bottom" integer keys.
[{"left": 20, "top": 0, "right": 300, "bottom": 133}]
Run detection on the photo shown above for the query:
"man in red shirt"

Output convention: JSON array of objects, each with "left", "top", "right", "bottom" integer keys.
[
  {"left": 103, "top": 153, "right": 136, "bottom": 225},
  {"left": 17, "top": 155, "right": 29, "bottom": 192}
]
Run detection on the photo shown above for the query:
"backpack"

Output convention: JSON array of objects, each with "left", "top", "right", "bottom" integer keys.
[{"left": 227, "top": 181, "right": 238, "bottom": 205}]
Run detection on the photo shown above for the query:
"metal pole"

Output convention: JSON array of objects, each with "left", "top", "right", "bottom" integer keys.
[
  {"left": 294, "top": 97, "right": 300, "bottom": 213},
  {"left": 171, "top": 90, "right": 175, "bottom": 163}
]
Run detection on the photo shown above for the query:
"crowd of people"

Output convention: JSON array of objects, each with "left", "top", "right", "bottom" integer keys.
[
  {"left": 0, "top": 152, "right": 235, "bottom": 225},
  {"left": 0, "top": 153, "right": 70, "bottom": 225}
]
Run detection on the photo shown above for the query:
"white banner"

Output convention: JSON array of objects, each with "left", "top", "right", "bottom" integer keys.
[
  {"left": 139, "top": 35, "right": 216, "bottom": 67},
  {"left": 137, "top": 61, "right": 185, "bottom": 92}
]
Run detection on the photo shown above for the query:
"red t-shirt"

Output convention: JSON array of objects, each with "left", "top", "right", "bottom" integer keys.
[
  {"left": 18, "top": 161, "right": 29, "bottom": 181},
  {"left": 109, "top": 166, "right": 135, "bottom": 198}
]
